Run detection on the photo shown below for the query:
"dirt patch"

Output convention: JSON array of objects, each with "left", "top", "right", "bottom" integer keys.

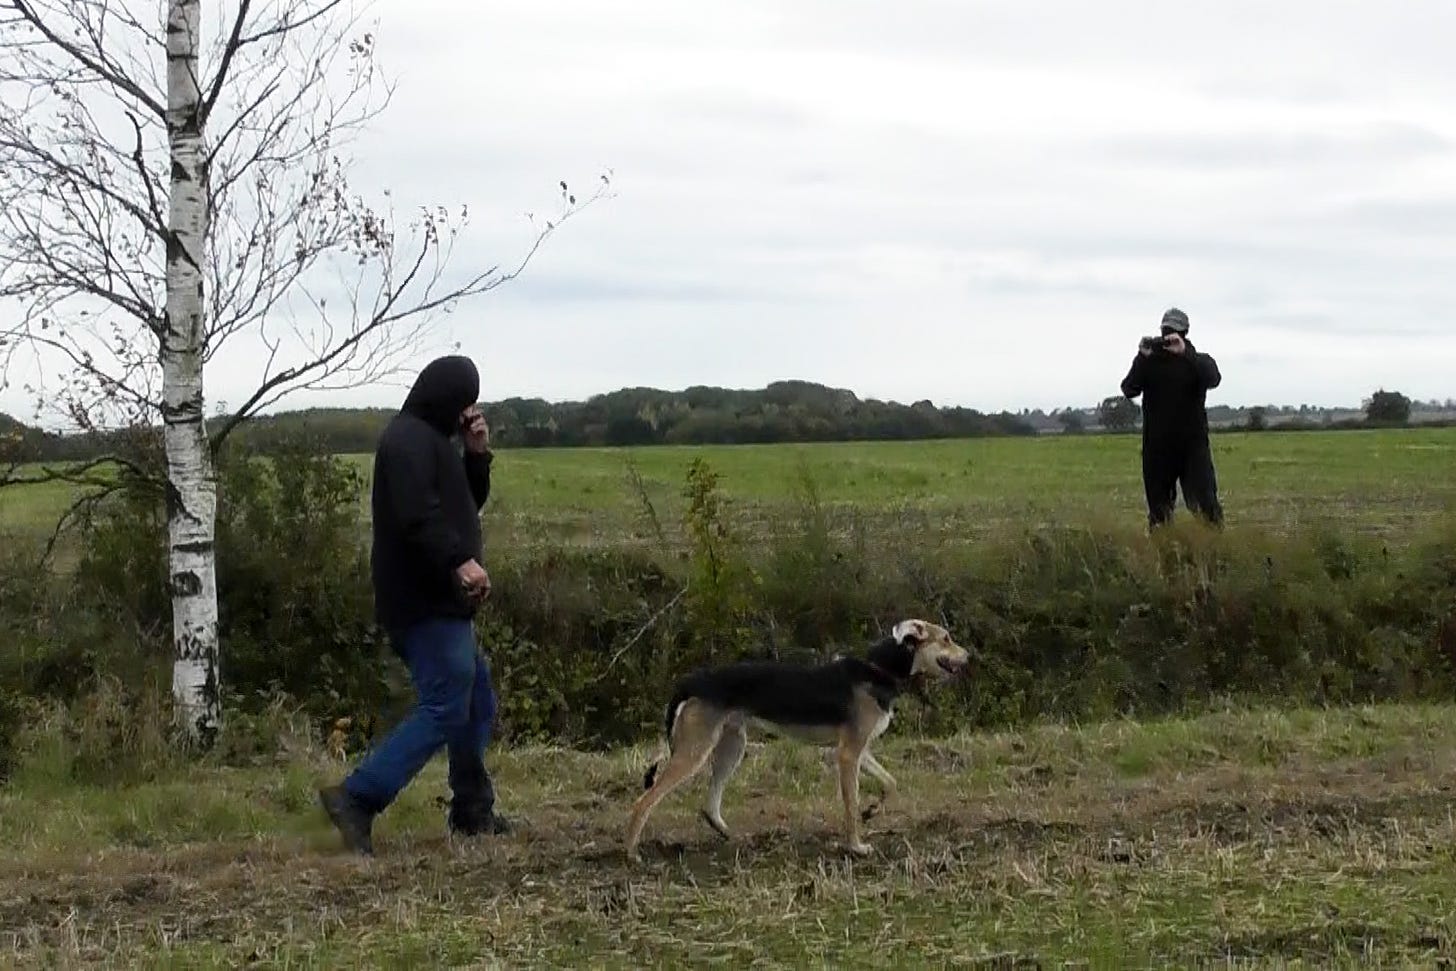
[
  {"left": 5, "top": 750, "right": 1456, "bottom": 964},
  {"left": 1175, "top": 790, "right": 1453, "bottom": 846},
  {"left": 6, "top": 780, "right": 1449, "bottom": 942},
  {"left": 898, "top": 739, "right": 977, "bottom": 772}
]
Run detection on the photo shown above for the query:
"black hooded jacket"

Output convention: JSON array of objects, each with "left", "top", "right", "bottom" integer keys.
[
  {"left": 1120, "top": 339, "right": 1222, "bottom": 448},
  {"left": 370, "top": 356, "right": 493, "bottom": 631}
]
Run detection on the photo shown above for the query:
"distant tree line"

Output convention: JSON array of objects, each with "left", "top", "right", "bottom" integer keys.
[
  {"left": 3, "top": 382, "right": 1448, "bottom": 465},
  {"left": 2, "top": 381, "right": 1037, "bottom": 462}
]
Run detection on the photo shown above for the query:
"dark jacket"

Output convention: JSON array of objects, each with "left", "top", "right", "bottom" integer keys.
[
  {"left": 1120, "top": 339, "right": 1222, "bottom": 447},
  {"left": 370, "top": 356, "right": 493, "bottom": 631}
]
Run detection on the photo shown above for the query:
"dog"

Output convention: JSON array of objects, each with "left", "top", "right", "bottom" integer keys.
[{"left": 624, "top": 619, "right": 971, "bottom": 862}]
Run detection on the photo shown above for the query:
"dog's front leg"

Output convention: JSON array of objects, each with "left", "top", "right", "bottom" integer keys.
[
  {"left": 836, "top": 734, "right": 871, "bottom": 857},
  {"left": 859, "top": 749, "right": 897, "bottom": 822}
]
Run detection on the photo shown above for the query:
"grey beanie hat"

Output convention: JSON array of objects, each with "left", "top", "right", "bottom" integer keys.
[{"left": 1160, "top": 307, "right": 1190, "bottom": 334}]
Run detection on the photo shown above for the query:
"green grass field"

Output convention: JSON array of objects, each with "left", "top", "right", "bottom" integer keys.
[
  {"left": 5, "top": 703, "right": 1456, "bottom": 967},
  {"left": 5, "top": 427, "right": 1455, "bottom": 555},
  {"left": 5, "top": 427, "right": 1456, "bottom": 968}
]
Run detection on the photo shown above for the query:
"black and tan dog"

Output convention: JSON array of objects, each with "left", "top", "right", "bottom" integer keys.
[{"left": 625, "top": 619, "right": 970, "bottom": 861}]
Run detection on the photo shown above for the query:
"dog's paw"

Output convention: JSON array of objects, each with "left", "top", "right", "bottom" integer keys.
[{"left": 700, "top": 810, "right": 731, "bottom": 841}]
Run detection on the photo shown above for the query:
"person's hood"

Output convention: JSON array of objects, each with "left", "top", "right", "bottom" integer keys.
[{"left": 401, "top": 355, "right": 480, "bottom": 435}]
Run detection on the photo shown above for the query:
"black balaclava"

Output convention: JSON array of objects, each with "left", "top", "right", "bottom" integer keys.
[{"left": 400, "top": 355, "right": 480, "bottom": 436}]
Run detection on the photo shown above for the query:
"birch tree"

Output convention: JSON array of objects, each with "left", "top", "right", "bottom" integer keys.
[{"left": 0, "top": 0, "right": 607, "bottom": 746}]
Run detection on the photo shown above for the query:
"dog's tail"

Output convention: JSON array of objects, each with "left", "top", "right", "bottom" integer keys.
[{"left": 642, "top": 688, "right": 691, "bottom": 790}]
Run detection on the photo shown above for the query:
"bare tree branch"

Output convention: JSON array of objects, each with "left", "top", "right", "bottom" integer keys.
[
  {"left": 0, "top": 128, "right": 167, "bottom": 240},
  {"left": 0, "top": 451, "right": 150, "bottom": 489},
  {"left": 126, "top": 110, "right": 166, "bottom": 241},
  {"left": 5, "top": 0, "right": 166, "bottom": 117},
  {"left": 199, "top": 0, "right": 252, "bottom": 124},
  {"left": 237, "top": 0, "right": 345, "bottom": 47},
  {"left": 2, "top": 0, "right": 611, "bottom": 513},
  {"left": 201, "top": 0, "right": 352, "bottom": 127},
  {"left": 41, "top": 476, "right": 122, "bottom": 562},
  {"left": 208, "top": 175, "right": 614, "bottom": 453}
]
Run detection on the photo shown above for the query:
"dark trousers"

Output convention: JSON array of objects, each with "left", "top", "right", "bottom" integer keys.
[
  {"left": 344, "top": 617, "right": 497, "bottom": 815},
  {"left": 1142, "top": 440, "right": 1224, "bottom": 529}
]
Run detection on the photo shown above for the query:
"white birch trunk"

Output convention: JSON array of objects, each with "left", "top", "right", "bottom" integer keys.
[{"left": 164, "top": 0, "right": 220, "bottom": 744}]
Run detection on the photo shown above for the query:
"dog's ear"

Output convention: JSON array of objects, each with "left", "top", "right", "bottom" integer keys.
[{"left": 892, "top": 619, "right": 927, "bottom": 647}]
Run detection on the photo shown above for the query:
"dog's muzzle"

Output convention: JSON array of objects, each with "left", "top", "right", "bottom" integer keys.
[{"left": 936, "top": 655, "right": 970, "bottom": 676}]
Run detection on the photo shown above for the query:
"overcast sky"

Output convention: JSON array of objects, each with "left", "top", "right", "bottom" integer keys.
[{"left": 6, "top": 0, "right": 1456, "bottom": 421}]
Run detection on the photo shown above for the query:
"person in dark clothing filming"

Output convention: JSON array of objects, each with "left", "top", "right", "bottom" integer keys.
[
  {"left": 319, "top": 355, "right": 510, "bottom": 855},
  {"left": 1120, "top": 307, "right": 1225, "bottom": 529}
]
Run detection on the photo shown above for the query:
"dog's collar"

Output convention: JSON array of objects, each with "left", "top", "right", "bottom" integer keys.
[{"left": 865, "top": 661, "right": 904, "bottom": 683}]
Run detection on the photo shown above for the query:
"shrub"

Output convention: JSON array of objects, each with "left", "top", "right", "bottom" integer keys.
[
  {"left": 1, "top": 438, "right": 395, "bottom": 750},
  {"left": 4, "top": 453, "right": 1455, "bottom": 769},
  {"left": 471, "top": 509, "right": 1456, "bottom": 746},
  {"left": 212, "top": 437, "right": 393, "bottom": 718}
]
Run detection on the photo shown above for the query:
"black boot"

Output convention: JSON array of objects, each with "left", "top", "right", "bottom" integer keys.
[
  {"left": 447, "top": 792, "right": 513, "bottom": 836},
  {"left": 319, "top": 785, "right": 376, "bottom": 856},
  {"left": 446, "top": 768, "right": 513, "bottom": 836},
  {"left": 446, "top": 757, "right": 513, "bottom": 836},
  {"left": 450, "top": 805, "right": 513, "bottom": 836}
]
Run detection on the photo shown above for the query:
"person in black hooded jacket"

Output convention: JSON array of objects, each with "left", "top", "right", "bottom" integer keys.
[
  {"left": 1120, "top": 307, "right": 1225, "bottom": 529},
  {"left": 319, "top": 355, "right": 509, "bottom": 855}
]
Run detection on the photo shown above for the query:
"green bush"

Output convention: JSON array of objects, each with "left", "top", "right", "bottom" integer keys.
[
  {"left": 0, "top": 686, "right": 28, "bottom": 783},
  {"left": 212, "top": 438, "right": 393, "bottom": 717},
  {"left": 482, "top": 548, "right": 682, "bottom": 747},
  {"left": 473, "top": 504, "right": 1456, "bottom": 746},
  {"left": 0, "top": 438, "right": 395, "bottom": 745},
  {"left": 4, "top": 454, "right": 1455, "bottom": 771}
]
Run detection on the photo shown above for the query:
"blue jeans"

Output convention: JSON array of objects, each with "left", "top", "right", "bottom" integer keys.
[{"left": 344, "top": 617, "right": 497, "bottom": 814}]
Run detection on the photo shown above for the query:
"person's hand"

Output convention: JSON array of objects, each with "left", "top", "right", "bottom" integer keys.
[
  {"left": 1138, "top": 340, "right": 1154, "bottom": 358},
  {"left": 455, "top": 559, "right": 491, "bottom": 602},
  {"left": 460, "top": 405, "right": 490, "bottom": 454},
  {"left": 1165, "top": 333, "right": 1186, "bottom": 355}
]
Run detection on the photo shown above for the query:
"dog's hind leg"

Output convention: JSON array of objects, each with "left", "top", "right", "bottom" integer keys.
[
  {"left": 625, "top": 700, "right": 725, "bottom": 862},
  {"left": 859, "top": 749, "right": 898, "bottom": 822},
  {"left": 701, "top": 718, "right": 747, "bottom": 840}
]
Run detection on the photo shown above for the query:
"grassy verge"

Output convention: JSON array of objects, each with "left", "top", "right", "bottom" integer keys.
[{"left": 4, "top": 702, "right": 1456, "bottom": 968}]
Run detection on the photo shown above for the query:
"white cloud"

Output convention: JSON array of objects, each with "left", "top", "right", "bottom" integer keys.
[{"left": 3, "top": 0, "right": 1454, "bottom": 424}]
